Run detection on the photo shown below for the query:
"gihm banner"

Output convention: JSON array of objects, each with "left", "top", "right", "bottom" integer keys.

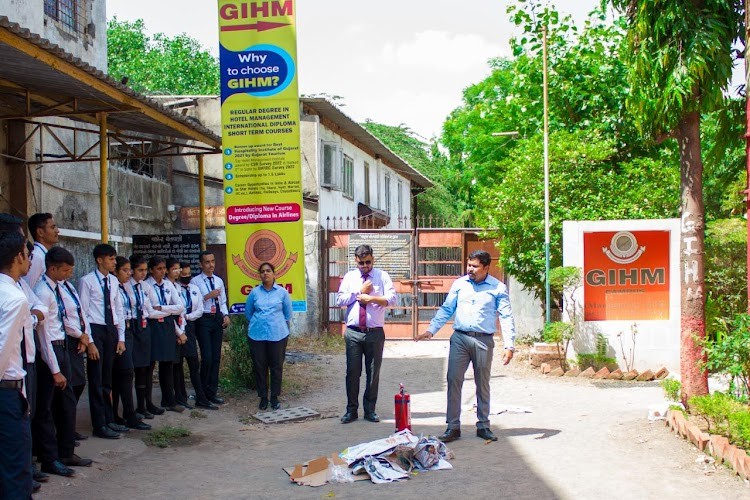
[
  {"left": 217, "top": 0, "right": 306, "bottom": 313},
  {"left": 583, "top": 230, "right": 670, "bottom": 321}
]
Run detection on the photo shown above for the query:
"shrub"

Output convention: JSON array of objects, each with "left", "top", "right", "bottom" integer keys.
[
  {"left": 705, "top": 218, "right": 747, "bottom": 334},
  {"left": 576, "top": 353, "right": 617, "bottom": 371},
  {"left": 688, "top": 392, "right": 744, "bottom": 434},
  {"left": 660, "top": 379, "right": 681, "bottom": 403},
  {"left": 702, "top": 312, "right": 750, "bottom": 401},
  {"left": 543, "top": 321, "right": 574, "bottom": 371},
  {"left": 728, "top": 410, "right": 750, "bottom": 449},
  {"left": 220, "top": 315, "right": 255, "bottom": 393}
]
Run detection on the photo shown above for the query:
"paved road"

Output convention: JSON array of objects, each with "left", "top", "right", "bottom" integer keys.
[{"left": 37, "top": 341, "right": 747, "bottom": 499}]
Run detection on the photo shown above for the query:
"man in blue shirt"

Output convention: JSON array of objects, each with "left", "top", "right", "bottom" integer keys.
[{"left": 416, "top": 250, "right": 516, "bottom": 443}]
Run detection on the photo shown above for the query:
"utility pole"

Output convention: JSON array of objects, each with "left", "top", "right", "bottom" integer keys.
[{"left": 543, "top": 24, "right": 551, "bottom": 324}]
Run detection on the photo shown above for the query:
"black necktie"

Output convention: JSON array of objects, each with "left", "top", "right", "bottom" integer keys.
[
  {"left": 157, "top": 283, "right": 167, "bottom": 305},
  {"left": 183, "top": 285, "right": 192, "bottom": 311},
  {"left": 103, "top": 275, "right": 115, "bottom": 328},
  {"left": 208, "top": 276, "right": 218, "bottom": 308},
  {"left": 134, "top": 283, "right": 143, "bottom": 324},
  {"left": 54, "top": 284, "right": 65, "bottom": 324}
]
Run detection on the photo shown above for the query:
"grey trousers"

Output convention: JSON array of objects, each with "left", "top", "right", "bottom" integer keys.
[{"left": 446, "top": 331, "right": 494, "bottom": 429}]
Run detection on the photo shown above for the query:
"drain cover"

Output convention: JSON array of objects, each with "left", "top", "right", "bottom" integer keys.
[{"left": 253, "top": 406, "right": 320, "bottom": 424}]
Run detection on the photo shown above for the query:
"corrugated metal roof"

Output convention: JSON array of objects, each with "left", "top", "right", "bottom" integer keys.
[
  {"left": 302, "top": 98, "right": 433, "bottom": 189},
  {"left": 0, "top": 16, "right": 221, "bottom": 148}
]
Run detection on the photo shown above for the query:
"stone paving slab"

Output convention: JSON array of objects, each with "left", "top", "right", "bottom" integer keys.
[{"left": 253, "top": 406, "right": 320, "bottom": 424}]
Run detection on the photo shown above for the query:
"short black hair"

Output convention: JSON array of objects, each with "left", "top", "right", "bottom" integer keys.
[
  {"left": 199, "top": 250, "right": 214, "bottom": 263},
  {"left": 179, "top": 261, "right": 191, "bottom": 269},
  {"left": 129, "top": 254, "right": 147, "bottom": 268},
  {"left": 258, "top": 262, "right": 276, "bottom": 273},
  {"left": 468, "top": 250, "right": 491, "bottom": 267},
  {"left": 0, "top": 213, "right": 23, "bottom": 234},
  {"left": 0, "top": 231, "right": 26, "bottom": 269},
  {"left": 28, "top": 213, "right": 53, "bottom": 241},
  {"left": 46, "top": 246, "right": 75, "bottom": 267},
  {"left": 148, "top": 255, "right": 166, "bottom": 270},
  {"left": 115, "top": 255, "right": 130, "bottom": 271},
  {"left": 354, "top": 244, "right": 373, "bottom": 259},
  {"left": 166, "top": 257, "right": 180, "bottom": 270},
  {"left": 93, "top": 243, "right": 117, "bottom": 260}
]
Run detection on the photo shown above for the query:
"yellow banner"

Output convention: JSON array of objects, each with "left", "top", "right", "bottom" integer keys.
[{"left": 217, "top": 0, "right": 306, "bottom": 313}]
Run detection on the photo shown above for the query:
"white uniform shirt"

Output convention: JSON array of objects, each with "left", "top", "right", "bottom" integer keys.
[
  {"left": 191, "top": 272, "right": 229, "bottom": 315},
  {"left": 78, "top": 270, "right": 125, "bottom": 342},
  {"left": 17, "top": 279, "right": 45, "bottom": 363},
  {"left": 59, "top": 280, "right": 89, "bottom": 340},
  {"left": 0, "top": 273, "right": 31, "bottom": 382},
  {"left": 129, "top": 278, "right": 151, "bottom": 321},
  {"left": 22, "top": 242, "right": 48, "bottom": 289},
  {"left": 178, "top": 282, "right": 204, "bottom": 324},
  {"left": 32, "top": 275, "right": 66, "bottom": 374},
  {"left": 143, "top": 277, "right": 185, "bottom": 337}
]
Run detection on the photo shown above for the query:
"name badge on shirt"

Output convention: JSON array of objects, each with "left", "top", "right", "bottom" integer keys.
[
  {"left": 178, "top": 316, "right": 184, "bottom": 326},
  {"left": 141, "top": 318, "right": 147, "bottom": 329},
  {"left": 211, "top": 305, "right": 216, "bottom": 314},
  {"left": 158, "top": 317, "right": 164, "bottom": 323}
]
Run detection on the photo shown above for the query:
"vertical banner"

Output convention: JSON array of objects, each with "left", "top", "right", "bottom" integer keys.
[
  {"left": 583, "top": 230, "right": 670, "bottom": 321},
  {"left": 218, "top": 1, "right": 306, "bottom": 313}
]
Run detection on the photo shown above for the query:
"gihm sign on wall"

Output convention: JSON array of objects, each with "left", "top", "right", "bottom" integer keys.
[{"left": 583, "top": 230, "right": 670, "bottom": 321}]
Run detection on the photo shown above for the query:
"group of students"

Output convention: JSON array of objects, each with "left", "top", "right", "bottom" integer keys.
[{"left": 0, "top": 212, "right": 229, "bottom": 498}]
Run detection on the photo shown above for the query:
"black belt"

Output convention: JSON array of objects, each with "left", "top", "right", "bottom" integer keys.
[
  {"left": 455, "top": 330, "right": 491, "bottom": 338},
  {"left": 51, "top": 340, "right": 66, "bottom": 347},
  {"left": 348, "top": 326, "right": 384, "bottom": 333},
  {"left": 0, "top": 379, "right": 24, "bottom": 390}
]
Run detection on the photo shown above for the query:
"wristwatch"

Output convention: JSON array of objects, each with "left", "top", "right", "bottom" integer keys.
[{"left": 504, "top": 346, "right": 515, "bottom": 352}]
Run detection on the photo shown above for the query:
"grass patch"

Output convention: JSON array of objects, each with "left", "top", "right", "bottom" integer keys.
[
  {"left": 190, "top": 410, "right": 207, "bottom": 419},
  {"left": 144, "top": 426, "right": 191, "bottom": 448},
  {"left": 287, "top": 333, "right": 345, "bottom": 354}
]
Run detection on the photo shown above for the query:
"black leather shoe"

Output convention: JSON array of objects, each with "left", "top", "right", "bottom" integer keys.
[
  {"left": 438, "top": 428, "right": 461, "bottom": 443},
  {"left": 146, "top": 403, "right": 165, "bottom": 415},
  {"left": 108, "top": 422, "right": 130, "bottom": 433},
  {"left": 476, "top": 428, "right": 498, "bottom": 441},
  {"left": 74, "top": 432, "right": 88, "bottom": 441},
  {"left": 126, "top": 420, "right": 152, "bottom": 430},
  {"left": 259, "top": 397, "right": 268, "bottom": 410},
  {"left": 41, "top": 460, "right": 75, "bottom": 477},
  {"left": 270, "top": 399, "right": 281, "bottom": 411},
  {"left": 195, "top": 400, "right": 219, "bottom": 410},
  {"left": 33, "top": 479, "right": 41, "bottom": 492},
  {"left": 60, "top": 454, "right": 93, "bottom": 467},
  {"left": 139, "top": 410, "right": 155, "bottom": 419},
  {"left": 364, "top": 412, "right": 380, "bottom": 422},
  {"left": 340, "top": 412, "right": 358, "bottom": 424},
  {"left": 93, "top": 426, "right": 121, "bottom": 439},
  {"left": 177, "top": 400, "right": 194, "bottom": 410},
  {"left": 165, "top": 405, "right": 185, "bottom": 413},
  {"left": 208, "top": 396, "right": 225, "bottom": 405},
  {"left": 114, "top": 416, "right": 126, "bottom": 426},
  {"left": 33, "top": 469, "right": 49, "bottom": 483}
]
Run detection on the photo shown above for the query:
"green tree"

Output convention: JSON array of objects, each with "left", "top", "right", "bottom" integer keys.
[
  {"left": 107, "top": 18, "right": 219, "bottom": 95},
  {"left": 608, "top": 0, "right": 743, "bottom": 399}
]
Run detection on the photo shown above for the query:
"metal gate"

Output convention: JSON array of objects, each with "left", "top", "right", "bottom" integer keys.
[{"left": 324, "top": 218, "right": 503, "bottom": 339}]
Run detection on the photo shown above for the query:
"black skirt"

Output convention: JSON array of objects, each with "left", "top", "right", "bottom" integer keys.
[
  {"left": 181, "top": 320, "right": 199, "bottom": 358},
  {"left": 65, "top": 335, "right": 86, "bottom": 387},
  {"left": 149, "top": 315, "right": 177, "bottom": 363},
  {"left": 114, "top": 323, "right": 135, "bottom": 371},
  {"left": 132, "top": 317, "right": 152, "bottom": 368}
]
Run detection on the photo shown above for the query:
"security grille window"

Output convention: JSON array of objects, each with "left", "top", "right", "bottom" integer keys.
[
  {"left": 44, "top": 0, "right": 86, "bottom": 35},
  {"left": 363, "top": 161, "right": 371, "bottom": 205},
  {"left": 397, "top": 180, "right": 403, "bottom": 219},
  {"left": 321, "top": 142, "right": 339, "bottom": 189},
  {"left": 384, "top": 174, "right": 391, "bottom": 214},
  {"left": 114, "top": 143, "right": 156, "bottom": 178},
  {"left": 376, "top": 165, "right": 382, "bottom": 209},
  {"left": 342, "top": 155, "right": 354, "bottom": 198}
]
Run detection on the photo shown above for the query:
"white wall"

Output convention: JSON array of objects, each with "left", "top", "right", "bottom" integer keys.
[{"left": 563, "top": 219, "right": 681, "bottom": 374}]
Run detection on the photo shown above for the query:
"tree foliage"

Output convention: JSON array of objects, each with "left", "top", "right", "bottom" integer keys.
[{"left": 107, "top": 18, "right": 219, "bottom": 95}]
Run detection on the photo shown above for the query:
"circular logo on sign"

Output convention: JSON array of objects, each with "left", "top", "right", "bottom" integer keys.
[
  {"left": 603, "top": 231, "right": 645, "bottom": 264},
  {"left": 231, "top": 229, "right": 297, "bottom": 280}
]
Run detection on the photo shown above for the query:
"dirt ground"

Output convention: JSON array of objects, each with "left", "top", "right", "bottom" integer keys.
[{"left": 36, "top": 340, "right": 749, "bottom": 500}]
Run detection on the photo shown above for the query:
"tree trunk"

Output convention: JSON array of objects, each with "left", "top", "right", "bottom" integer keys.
[{"left": 677, "top": 110, "right": 709, "bottom": 402}]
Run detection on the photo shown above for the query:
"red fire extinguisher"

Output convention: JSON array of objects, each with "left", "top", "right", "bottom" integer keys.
[{"left": 394, "top": 383, "right": 411, "bottom": 432}]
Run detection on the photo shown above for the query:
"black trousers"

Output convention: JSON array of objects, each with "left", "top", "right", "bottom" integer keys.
[
  {"left": 344, "top": 327, "right": 385, "bottom": 415},
  {"left": 196, "top": 314, "right": 223, "bottom": 399},
  {"left": 248, "top": 336, "right": 288, "bottom": 400},
  {"left": 0, "top": 388, "right": 32, "bottom": 499},
  {"left": 87, "top": 324, "right": 117, "bottom": 430},
  {"left": 112, "top": 328, "right": 137, "bottom": 424},
  {"left": 159, "top": 361, "right": 176, "bottom": 408},
  {"left": 32, "top": 344, "right": 77, "bottom": 463}
]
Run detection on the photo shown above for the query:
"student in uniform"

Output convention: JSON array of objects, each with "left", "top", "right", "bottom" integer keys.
[
  {"left": 174, "top": 262, "right": 217, "bottom": 410},
  {"left": 129, "top": 255, "right": 155, "bottom": 418},
  {"left": 78, "top": 244, "right": 126, "bottom": 439},
  {"left": 112, "top": 257, "right": 150, "bottom": 431},
  {"left": 0, "top": 230, "right": 34, "bottom": 498},
  {"left": 32, "top": 247, "right": 92, "bottom": 476},
  {"left": 191, "top": 250, "right": 230, "bottom": 405},
  {"left": 165, "top": 258, "right": 191, "bottom": 409},
  {"left": 143, "top": 256, "right": 185, "bottom": 413},
  {"left": 24, "top": 213, "right": 60, "bottom": 289}
]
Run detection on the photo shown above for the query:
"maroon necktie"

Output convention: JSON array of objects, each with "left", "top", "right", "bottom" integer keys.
[{"left": 359, "top": 273, "right": 369, "bottom": 327}]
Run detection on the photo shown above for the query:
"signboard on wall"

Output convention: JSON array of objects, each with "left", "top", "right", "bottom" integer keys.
[
  {"left": 132, "top": 234, "right": 202, "bottom": 273},
  {"left": 583, "top": 230, "right": 670, "bottom": 321},
  {"left": 348, "top": 233, "right": 412, "bottom": 279},
  {"left": 179, "top": 206, "right": 226, "bottom": 230},
  {"left": 218, "top": 0, "right": 306, "bottom": 314}
]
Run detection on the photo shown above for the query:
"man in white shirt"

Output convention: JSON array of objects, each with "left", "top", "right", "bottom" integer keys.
[
  {"left": 0, "top": 230, "right": 33, "bottom": 497},
  {"left": 191, "top": 251, "right": 230, "bottom": 405},
  {"left": 24, "top": 213, "right": 59, "bottom": 289}
]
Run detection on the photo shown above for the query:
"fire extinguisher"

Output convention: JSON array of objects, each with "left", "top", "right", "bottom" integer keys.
[{"left": 394, "top": 383, "right": 411, "bottom": 432}]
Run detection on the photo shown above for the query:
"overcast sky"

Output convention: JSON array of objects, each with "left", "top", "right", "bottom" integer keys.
[{"left": 107, "top": 0, "right": 601, "bottom": 140}]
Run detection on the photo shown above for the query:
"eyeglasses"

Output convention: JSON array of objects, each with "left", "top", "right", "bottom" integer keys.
[{"left": 356, "top": 260, "right": 372, "bottom": 266}]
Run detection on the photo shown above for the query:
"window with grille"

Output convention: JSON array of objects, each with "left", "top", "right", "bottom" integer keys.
[
  {"left": 363, "top": 162, "right": 371, "bottom": 205},
  {"left": 384, "top": 174, "right": 391, "bottom": 214},
  {"left": 342, "top": 155, "right": 354, "bottom": 198},
  {"left": 321, "top": 142, "right": 340, "bottom": 188},
  {"left": 44, "top": 0, "right": 86, "bottom": 35}
]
